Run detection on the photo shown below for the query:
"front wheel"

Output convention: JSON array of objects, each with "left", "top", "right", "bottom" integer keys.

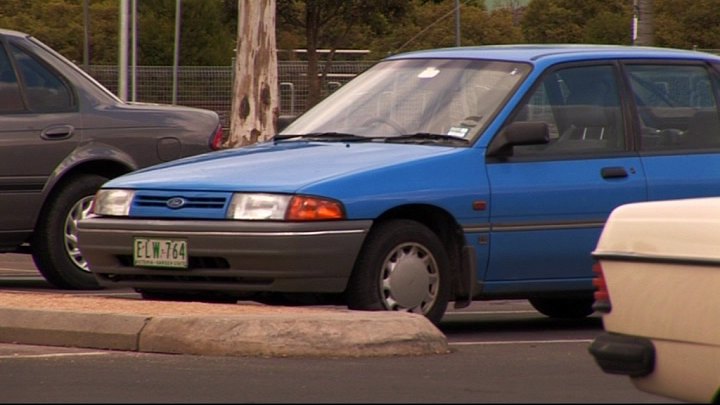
[
  {"left": 528, "top": 296, "right": 595, "bottom": 319},
  {"left": 345, "top": 219, "right": 451, "bottom": 325},
  {"left": 32, "top": 174, "right": 109, "bottom": 290}
]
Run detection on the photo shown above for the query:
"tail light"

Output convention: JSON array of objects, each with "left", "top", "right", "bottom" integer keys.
[
  {"left": 592, "top": 261, "right": 612, "bottom": 313},
  {"left": 209, "top": 124, "right": 225, "bottom": 150}
]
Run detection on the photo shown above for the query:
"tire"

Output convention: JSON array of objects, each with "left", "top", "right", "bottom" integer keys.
[
  {"left": 345, "top": 219, "right": 450, "bottom": 325},
  {"left": 528, "top": 296, "right": 595, "bottom": 319},
  {"left": 32, "top": 173, "right": 109, "bottom": 290}
]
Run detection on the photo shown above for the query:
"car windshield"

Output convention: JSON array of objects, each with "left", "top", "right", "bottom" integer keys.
[{"left": 281, "top": 58, "right": 531, "bottom": 144}]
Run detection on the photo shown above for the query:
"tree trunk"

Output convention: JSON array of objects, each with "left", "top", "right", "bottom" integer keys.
[
  {"left": 634, "top": 0, "right": 653, "bottom": 46},
  {"left": 228, "top": 0, "right": 279, "bottom": 147}
]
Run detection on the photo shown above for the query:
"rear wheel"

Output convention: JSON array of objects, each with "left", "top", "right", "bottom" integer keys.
[
  {"left": 345, "top": 219, "right": 450, "bottom": 325},
  {"left": 528, "top": 296, "right": 595, "bottom": 319},
  {"left": 32, "top": 174, "right": 108, "bottom": 290}
]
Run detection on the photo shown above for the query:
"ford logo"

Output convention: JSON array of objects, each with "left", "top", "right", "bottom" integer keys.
[{"left": 166, "top": 197, "right": 186, "bottom": 209}]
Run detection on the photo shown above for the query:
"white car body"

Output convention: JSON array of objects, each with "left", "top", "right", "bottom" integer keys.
[{"left": 589, "top": 197, "right": 720, "bottom": 403}]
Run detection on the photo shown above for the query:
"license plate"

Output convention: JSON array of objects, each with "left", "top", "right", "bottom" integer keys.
[{"left": 133, "top": 237, "right": 188, "bottom": 268}]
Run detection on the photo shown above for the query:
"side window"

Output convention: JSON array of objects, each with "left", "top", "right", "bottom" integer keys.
[
  {"left": 9, "top": 43, "right": 73, "bottom": 112},
  {"left": 627, "top": 64, "right": 720, "bottom": 150},
  {"left": 511, "top": 64, "right": 625, "bottom": 156},
  {"left": 0, "top": 44, "right": 24, "bottom": 113}
]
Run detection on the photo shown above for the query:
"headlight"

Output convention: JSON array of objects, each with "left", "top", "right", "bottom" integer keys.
[
  {"left": 227, "top": 193, "right": 344, "bottom": 220},
  {"left": 227, "top": 193, "right": 291, "bottom": 220},
  {"left": 92, "top": 189, "right": 135, "bottom": 216}
]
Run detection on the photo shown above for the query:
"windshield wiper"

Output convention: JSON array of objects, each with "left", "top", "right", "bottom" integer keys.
[
  {"left": 274, "top": 132, "right": 370, "bottom": 142},
  {"left": 384, "top": 133, "right": 470, "bottom": 145}
]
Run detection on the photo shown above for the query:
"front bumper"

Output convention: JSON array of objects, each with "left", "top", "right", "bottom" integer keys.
[
  {"left": 588, "top": 332, "right": 655, "bottom": 377},
  {"left": 78, "top": 217, "right": 373, "bottom": 293}
]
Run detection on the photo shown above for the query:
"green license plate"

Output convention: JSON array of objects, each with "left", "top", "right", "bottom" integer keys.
[{"left": 133, "top": 237, "right": 188, "bottom": 268}]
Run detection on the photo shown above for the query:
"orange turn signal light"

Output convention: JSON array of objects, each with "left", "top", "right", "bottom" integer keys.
[{"left": 287, "top": 196, "right": 344, "bottom": 220}]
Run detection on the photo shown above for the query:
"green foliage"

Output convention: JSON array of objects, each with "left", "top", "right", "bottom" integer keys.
[
  {"left": 370, "top": 0, "right": 457, "bottom": 55},
  {"left": 86, "top": 1, "right": 121, "bottom": 65},
  {"left": 0, "top": 0, "right": 85, "bottom": 62},
  {"left": 137, "top": 0, "right": 235, "bottom": 66},
  {"left": 584, "top": 11, "right": 632, "bottom": 45},
  {"left": 522, "top": 0, "right": 631, "bottom": 44},
  {"left": 0, "top": 0, "right": 718, "bottom": 67},
  {"left": 370, "top": 0, "right": 523, "bottom": 57},
  {"left": 655, "top": 0, "right": 720, "bottom": 50},
  {"left": 275, "top": 0, "right": 413, "bottom": 59},
  {"left": 0, "top": 0, "right": 233, "bottom": 66}
]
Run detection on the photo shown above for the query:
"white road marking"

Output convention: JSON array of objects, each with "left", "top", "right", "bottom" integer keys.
[
  {"left": 449, "top": 339, "right": 594, "bottom": 346},
  {"left": 0, "top": 352, "right": 111, "bottom": 359},
  {"left": 0, "top": 268, "right": 38, "bottom": 272},
  {"left": 445, "top": 310, "right": 538, "bottom": 315}
]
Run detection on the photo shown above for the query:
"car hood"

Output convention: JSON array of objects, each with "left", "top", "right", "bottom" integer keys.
[{"left": 104, "top": 141, "right": 462, "bottom": 193}]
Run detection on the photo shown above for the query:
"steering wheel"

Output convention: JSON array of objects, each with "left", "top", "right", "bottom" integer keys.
[{"left": 362, "top": 117, "right": 407, "bottom": 134}]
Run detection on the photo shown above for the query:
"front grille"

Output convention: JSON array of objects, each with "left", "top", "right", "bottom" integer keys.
[
  {"left": 130, "top": 190, "right": 233, "bottom": 219},
  {"left": 134, "top": 195, "right": 227, "bottom": 209}
]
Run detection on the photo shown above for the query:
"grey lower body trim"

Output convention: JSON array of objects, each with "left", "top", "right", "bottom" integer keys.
[{"left": 78, "top": 218, "right": 373, "bottom": 293}]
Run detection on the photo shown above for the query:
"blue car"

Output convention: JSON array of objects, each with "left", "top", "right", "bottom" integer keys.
[{"left": 77, "top": 44, "right": 720, "bottom": 324}]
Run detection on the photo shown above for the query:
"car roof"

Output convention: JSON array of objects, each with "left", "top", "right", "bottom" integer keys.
[
  {"left": 385, "top": 44, "right": 720, "bottom": 66},
  {"left": 0, "top": 28, "right": 29, "bottom": 39}
]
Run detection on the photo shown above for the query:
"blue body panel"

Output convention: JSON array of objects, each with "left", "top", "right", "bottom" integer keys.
[
  {"left": 641, "top": 153, "right": 720, "bottom": 200},
  {"left": 483, "top": 156, "right": 646, "bottom": 291}
]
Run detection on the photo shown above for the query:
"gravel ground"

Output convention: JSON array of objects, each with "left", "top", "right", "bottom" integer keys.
[{"left": 0, "top": 291, "right": 348, "bottom": 316}]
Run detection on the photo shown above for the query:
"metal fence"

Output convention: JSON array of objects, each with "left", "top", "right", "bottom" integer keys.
[
  {"left": 86, "top": 61, "right": 377, "bottom": 129},
  {"left": 86, "top": 48, "right": 720, "bottom": 130}
]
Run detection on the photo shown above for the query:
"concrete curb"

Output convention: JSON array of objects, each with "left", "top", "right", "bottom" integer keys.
[
  {"left": 139, "top": 312, "right": 449, "bottom": 357},
  {"left": 0, "top": 308, "right": 148, "bottom": 351},
  {"left": 0, "top": 293, "right": 449, "bottom": 358}
]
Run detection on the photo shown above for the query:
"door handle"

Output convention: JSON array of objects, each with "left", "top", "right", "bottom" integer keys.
[
  {"left": 601, "top": 166, "right": 628, "bottom": 179},
  {"left": 41, "top": 125, "right": 74, "bottom": 140}
]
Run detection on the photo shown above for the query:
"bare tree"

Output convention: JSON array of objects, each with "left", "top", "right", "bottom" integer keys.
[
  {"left": 634, "top": 0, "right": 654, "bottom": 45},
  {"left": 228, "top": 0, "right": 279, "bottom": 147}
]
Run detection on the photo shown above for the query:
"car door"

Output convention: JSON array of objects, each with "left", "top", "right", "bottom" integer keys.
[
  {"left": 627, "top": 62, "right": 720, "bottom": 201},
  {"left": 0, "top": 39, "right": 81, "bottom": 239},
  {"left": 482, "top": 63, "right": 647, "bottom": 294}
]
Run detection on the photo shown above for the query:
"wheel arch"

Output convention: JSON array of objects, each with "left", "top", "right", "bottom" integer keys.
[
  {"left": 370, "top": 204, "right": 467, "bottom": 300},
  {"left": 33, "top": 159, "right": 132, "bottom": 231}
]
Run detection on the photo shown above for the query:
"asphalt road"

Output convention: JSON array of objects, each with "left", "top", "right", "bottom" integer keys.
[{"left": 0, "top": 253, "right": 682, "bottom": 403}]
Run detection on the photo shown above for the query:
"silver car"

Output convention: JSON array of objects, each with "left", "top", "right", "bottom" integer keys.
[{"left": 0, "top": 28, "right": 223, "bottom": 290}]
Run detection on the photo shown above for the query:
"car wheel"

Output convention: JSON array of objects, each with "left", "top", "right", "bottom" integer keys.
[
  {"left": 32, "top": 173, "right": 109, "bottom": 290},
  {"left": 528, "top": 296, "right": 595, "bottom": 319},
  {"left": 346, "top": 219, "right": 450, "bottom": 325}
]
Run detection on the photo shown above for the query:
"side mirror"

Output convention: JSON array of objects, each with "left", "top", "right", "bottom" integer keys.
[{"left": 486, "top": 121, "right": 549, "bottom": 157}]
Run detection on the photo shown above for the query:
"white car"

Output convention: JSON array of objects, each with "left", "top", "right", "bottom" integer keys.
[{"left": 589, "top": 197, "right": 720, "bottom": 403}]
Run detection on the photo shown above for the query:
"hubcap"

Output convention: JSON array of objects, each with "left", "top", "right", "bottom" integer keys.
[
  {"left": 380, "top": 242, "right": 439, "bottom": 315},
  {"left": 64, "top": 195, "right": 95, "bottom": 272}
]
